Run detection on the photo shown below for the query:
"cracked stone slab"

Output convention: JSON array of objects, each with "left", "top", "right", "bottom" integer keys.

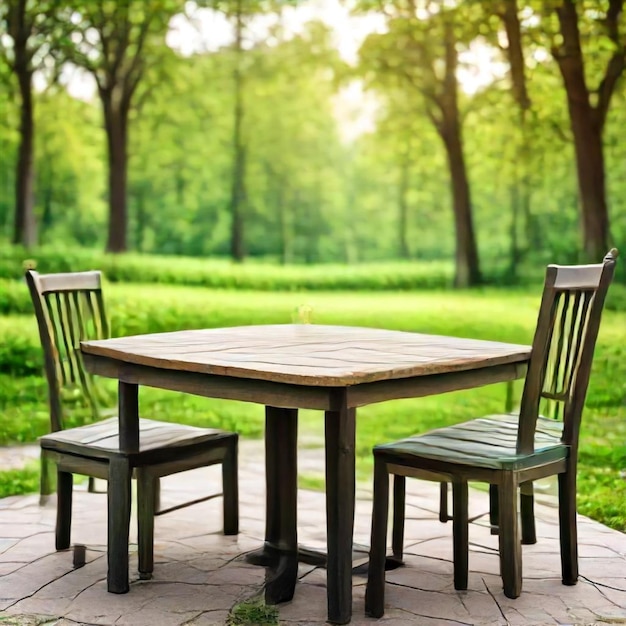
[{"left": 1, "top": 439, "right": 625, "bottom": 626}]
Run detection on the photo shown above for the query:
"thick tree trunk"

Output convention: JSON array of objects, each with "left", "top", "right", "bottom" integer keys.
[
  {"left": 554, "top": 0, "right": 614, "bottom": 262},
  {"left": 12, "top": 69, "right": 37, "bottom": 247},
  {"left": 572, "top": 120, "right": 607, "bottom": 262},
  {"left": 102, "top": 92, "right": 129, "bottom": 253},
  {"left": 440, "top": 120, "right": 481, "bottom": 287},
  {"left": 562, "top": 89, "right": 609, "bottom": 262},
  {"left": 433, "top": 18, "right": 481, "bottom": 287},
  {"left": 500, "top": 0, "right": 531, "bottom": 112}
]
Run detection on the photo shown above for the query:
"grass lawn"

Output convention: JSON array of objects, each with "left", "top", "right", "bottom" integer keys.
[{"left": 1, "top": 284, "right": 624, "bottom": 530}]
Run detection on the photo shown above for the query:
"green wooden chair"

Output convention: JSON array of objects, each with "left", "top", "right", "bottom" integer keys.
[
  {"left": 365, "top": 249, "right": 618, "bottom": 617},
  {"left": 26, "top": 269, "right": 239, "bottom": 582}
]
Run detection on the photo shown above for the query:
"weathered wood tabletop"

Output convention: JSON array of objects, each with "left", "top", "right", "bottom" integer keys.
[
  {"left": 81, "top": 324, "right": 529, "bottom": 385},
  {"left": 81, "top": 324, "right": 531, "bottom": 625}
]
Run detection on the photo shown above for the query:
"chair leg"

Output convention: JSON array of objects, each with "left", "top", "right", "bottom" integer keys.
[
  {"left": 222, "top": 437, "right": 239, "bottom": 536},
  {"left": 520, "top": 482, "right": 537, "bottom": 545},
  {"left": 40, "top": 452, "right": 54, "bottom": 506},
  {"left": 558, "top": 469, "right": 578, "bottom": 585},
  {"left": 56, "top": 470, "right": 73, "bottom": 550},
  {"left": 489, "top": 484, "right": 499, "bottom": 535},
  {"left": 365, "top": 457, "right": 390, "bottom": 619},
  {"left": 498, "top": 473, "right": 522, "bottom": 599},
  {"left": 439, "top": 482, "right": 449, "bottom": 523},
  {"left": 452, "top": 480, "right": 469, "bottom": 590},
  {"left": 137, "top": 468, "right": 156, "bottom": 580},
  {"left": 391, "top": 475, "right": 405, "bottom": 562}
]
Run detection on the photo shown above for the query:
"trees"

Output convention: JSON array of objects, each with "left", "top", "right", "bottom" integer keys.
[
  {"left": 243, "top": 21, "right": 346, "bottom": 264},
  {"left": 62, "top": 0, "right": 182, "bottom": 253},
  {"left": 0, "top": 0, "right": 62, "bottom": 247},
  {"left": 549, "top": 0, "right": 625, "bottom": 262},
  {"left": 202, "top": 0, "right": 298, "bottom": 261},
  {"left": 359, "top": 2, "right": 483, "bottom": 286},
  {"left": 491, "top": 0, "right": 625, "bottom": 262}
]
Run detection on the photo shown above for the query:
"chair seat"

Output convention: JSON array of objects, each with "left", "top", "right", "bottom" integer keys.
[
  {"left": 40, "top": 417, "right": 235, "bottom": 460},
  {"left": 375, "top": 414, "right": 567, "bottom": 471}
]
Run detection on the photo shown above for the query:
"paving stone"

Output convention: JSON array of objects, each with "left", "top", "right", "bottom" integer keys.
[
  {"left": 182, "top": 609, "right": 232, "bottom": 625},
  {"left": 0, "top": 439, "right": 625, "bottom": 625}
]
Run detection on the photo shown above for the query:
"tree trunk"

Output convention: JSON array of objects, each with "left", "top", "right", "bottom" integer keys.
[
  {"left": 42, "top": 180, "right": 53, "bottom": 232},
  {"left": 102, "top": 91, "right": 129, "bottom": 253},
  {"left": 397, "top": 150, "right": 411, "bottom": 259},
  {"left": 229, "top": 0, "right": 246, "bottom": 262},
  {"left": 12, "top": 68, "right": 37, "bottom": 247},
  {"left": 277, "top": 187, "right": 293, "bottom": 265},
  {"left": 498, "top": 0, "right": 532, "bottom": 273},
  {"left": 134, "top": 187, "right": 145, "bottom": 252},
  {"left": 554, "top": 0, "right": 613, "bottom": 262},
  {"left": 440, "top": 119, "right": 481, "bottom": 287},
  {"left": 434, "top": 18, "right": 481, "bottom": 287},
  {"left": 561, "top": 85, "right": 608, "bottom": 262},
  {"left": 509, "top": 182, "right": 520, "bottom": 279}
]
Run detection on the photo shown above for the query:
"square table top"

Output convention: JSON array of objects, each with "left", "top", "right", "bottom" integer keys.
[{"left": 81, "top": 324, "right": 531, "bottom": 388}]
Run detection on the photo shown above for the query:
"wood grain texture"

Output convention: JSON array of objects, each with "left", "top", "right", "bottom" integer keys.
[
  {"left": 39, "top": 416, "right": 232, "bottom": 458},
  {"left": 81, "top": 325, "right": 530, "bottom": 387},
  {"left": 376, "top": 414, "right": 565, "bottom": 470},
  {"left": 37, "top": 270, "right": 102, "bottom": 293}
]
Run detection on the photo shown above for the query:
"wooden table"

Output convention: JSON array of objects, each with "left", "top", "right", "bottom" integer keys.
[{"left": 81, "top": 324, "right": 531, "bottom": 624}]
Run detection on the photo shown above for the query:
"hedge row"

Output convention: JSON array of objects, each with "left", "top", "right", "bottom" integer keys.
[
  {"left": 0, "top": 246, "right": 454, "bottom": 291},
  {"left": 3, "top": 273, "right": 625, "bottom": 319}
]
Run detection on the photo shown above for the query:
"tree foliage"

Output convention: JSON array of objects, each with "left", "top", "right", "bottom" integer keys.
[
  {"left": 58, "top": 0, "right": 184, "bottom": 252},
  {"left": 0, "top": 0, "right": 623, "bottom": 278}
]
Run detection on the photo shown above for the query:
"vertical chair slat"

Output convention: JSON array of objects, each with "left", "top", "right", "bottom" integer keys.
[
  {"left": 85, "top": 290, "right": 100, "bottom": 338},
  {"left": 44, "top": 293, "right": 68, "bottom": 386},
  {"left": 54, "top": 293, "right": 76, "bottom": 385},
  {"left": 94, "top": 290, "right": 109, "bottom": 339},
  {"left": 62, "top": 292, "right": 82, "bottom": 386},
  {"left": 68, "top": 291, "right": 100, "bottom": 417},
  {"left": 539, "top": 291, "right": 561, "bottom": 421},
  {"left": 561, "top": 290, "right": 582, "bottom": 393},
  {"left": 550, "top": 291, "right": 570, "bottom": 402},
  {"left": 563, "top": 291, "right": 593, "bottom": 400}
]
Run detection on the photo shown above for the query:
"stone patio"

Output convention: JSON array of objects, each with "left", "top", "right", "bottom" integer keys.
[{"left": 1, "top": 440, "right": 625, "bottom": 626}]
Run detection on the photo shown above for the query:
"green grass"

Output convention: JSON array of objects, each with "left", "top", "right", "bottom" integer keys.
[
  {"left": 226, "top": 599, "right": 279, "bottom": 625},
  {"left": 1, "top": 285, "right": 624, "bottom": 531},
  {"left": 0, "top": 462, "right": 40, "bottom": 498}
]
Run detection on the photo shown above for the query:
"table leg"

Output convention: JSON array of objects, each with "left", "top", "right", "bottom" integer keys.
[
  {"left": 107, "top": 381, "right": 138, "bottom": 594},
  {"left": 325, "top": 400, "right": 356, "bottom": 625},
  {"left": 245, "top": 406, "right": 299, "bottom": 604},
  {"left": 107, "top": 456, "right": 132, "bottom": 593}
]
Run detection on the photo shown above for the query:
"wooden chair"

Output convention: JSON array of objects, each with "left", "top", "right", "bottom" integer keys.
[
  {"left": 26, "top": 270, "right": 239, "bottom": 585},
  {"left": 365, "top": 249, "right": 618, "bottom": 617}
]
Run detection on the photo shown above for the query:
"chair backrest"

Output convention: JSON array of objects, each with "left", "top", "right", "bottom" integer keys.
[
  {"left": 516, "top": 249, "right": 618, "bottom": 455},
  {"left": 25, "top": 270, "right": 109, "bottom": 432}
]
